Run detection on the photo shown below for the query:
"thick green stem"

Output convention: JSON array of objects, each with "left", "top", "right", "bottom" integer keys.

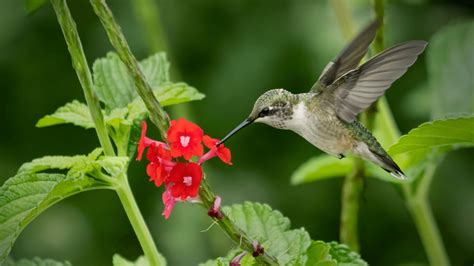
[
  {"left": 51, "top": 0, "right": 115, "bottom": 156},
  {"left": 89, "top": 0, "right": 170, "bottom": 140},
  {"left": 115, "top": 174, "right": 164, "bottom": 265},
  {"left": 339, "top": 159, "right": 363, "bottom": 251},
  {"left": 199, "top": 179, "right": 279, "bottom": 265}
]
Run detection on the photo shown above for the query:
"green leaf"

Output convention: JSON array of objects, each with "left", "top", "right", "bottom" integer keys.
[
  {"left": 5, "top": 257, "right": 72, "bottom": 266},
  {"left": 223, "top": 202, "right": 311, "bottom": 265},
  {"left": 327, "top": 242, "right": 367, "bottom": 266},
  {"left": 200, "top": 202, "right": 312, "bottom": 265},
  {"left": 140, "top": 53, "right": 170, "bottom": 88},
  {"left": 18, "top": 148, "right": 100, "bottom": 172},
  {"left": 291, "top": 155, "right": 397, "bottom": 185},
  {"left": 428, "top": 20, "right": 474, "bottom": 118},
  {"left": 291, "top": 156, "right": 353, "bottom": 185},
  {"left": 93, "top": 52, "right": 204, "bottom": 109},
  {"left": 305, "top": 241, "right": 336, "bottom": 266},
  {"left": 154, "top": 82, "right": 205, "bottom": 107},
  {"left": 0, "top": 172, "right": 108, "bottom": 263},
  {"left": 127, "top": 82, "right": 205, "bottom": 122},
  {"left": 36, "top": 101, "right": 94, "bottom": 129},
  {"left": 18, "top": 148, "right": 101, "bottom": 174},
  {"left": 95, "top": 156, "right": 129, "bottom": 177},
  {"left": 93, "top": 52, "right": 137, "bottom": 109},
  {"left": 388, "top": 116, "right": 474, "bottom": 169},
  {"left": 199, "top": 251, "right": 254, "bottom": 266},
  {"left": 25, "top": 0, "right": 48, "bottom": 14},
  {"left": 305, "top": 241, "right": 368, "bottom": 266},
  {"left": 17, "top": 148, "right": 127, "bottom": 181}
]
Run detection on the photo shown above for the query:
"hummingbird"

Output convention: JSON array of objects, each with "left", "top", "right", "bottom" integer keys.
[{"left": 217, "top": 20, "right": 427, "bottom": 179}]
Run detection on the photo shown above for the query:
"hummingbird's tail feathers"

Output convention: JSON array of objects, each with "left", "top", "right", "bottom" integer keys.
[
  {"left": 390, "top": 170, "right": 407, "bottom": 180},
  {"left": 372, "top": 151, "right": 407, "bottom": 180},
  {"left": 352, "top": 136, "right": 407, "bottom": 180}
]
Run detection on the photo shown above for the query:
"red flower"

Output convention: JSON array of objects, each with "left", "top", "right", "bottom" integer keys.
[
  {"left": 146, "top": 144, "right": 174, "bottom": 187},
  {"left": 167, "top": 118, "right": 204, "bottom": 160},
  {"left": 168, "top": 162, "right": 203, "bottom": 200},
  {"left": 198, "top": 135, "right": 232, "bottom": 165}
]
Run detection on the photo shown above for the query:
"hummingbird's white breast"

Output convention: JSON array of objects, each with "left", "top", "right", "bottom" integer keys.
[{"left": 286, "top": 102, "right": 353, "bottom": 157}]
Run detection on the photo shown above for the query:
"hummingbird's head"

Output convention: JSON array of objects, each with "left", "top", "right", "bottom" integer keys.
[{"left": 217, "top": 89, "right": 295, "bottom": 146}]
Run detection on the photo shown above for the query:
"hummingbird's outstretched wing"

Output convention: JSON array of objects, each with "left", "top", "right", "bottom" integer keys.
[
  {"left": 328, "top": 40, "right": 427, "bottom": 122},
  {"left": 310, "top": 19, "right": 380, "bottom": 93}
]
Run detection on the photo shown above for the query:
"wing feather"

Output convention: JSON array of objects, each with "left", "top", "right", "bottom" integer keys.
[
  {"left": 333, "top": 40, "right": 427, "bottom": 122},
  {"left": 311, "top": 20, "right": 380, "bottom": 93}
]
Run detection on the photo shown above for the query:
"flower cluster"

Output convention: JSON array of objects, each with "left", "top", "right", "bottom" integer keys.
[{"left": 137, "top": 118, "right": 232, "bottom": 219}]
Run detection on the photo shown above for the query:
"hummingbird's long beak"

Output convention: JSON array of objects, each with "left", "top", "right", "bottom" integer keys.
[{"left": 217, "top": 118, "right": 254, "bottom": 146}]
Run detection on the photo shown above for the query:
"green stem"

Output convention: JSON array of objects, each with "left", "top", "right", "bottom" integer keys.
[
  {"left": 89, "top": 0, "right": 170, "bottom": 140},
  {"left": 130, "top": 0, "right": 167, "bottom": 53},
  {"left": 115, "top": 174, "right": 164, "bottom": 265},
  {"left": 406, "top": 198, "right": 450, "bottom": 266},
  {"left": 331, "top": 0, "right": 364, "bottom": 252},
  {"left": 339, "top": 159, "right": 363, "bottom": 251},
  {"left": 330, "top": 0, "right": 354, "bottom": 41},
  {"left": 199, "top": 179, "right": 279, "bottom": 265},
  {"left": 402, "top": 164, "right": 450, "bottom": 266},
  {"left": 372, "top": 0, "right": 385, "bottom": 54},
  {"left": 130, "top": 0, "right": 192, "bottom": 120},
  {"left": 51, "top": 0, "right": 115, "bottom": 157}
]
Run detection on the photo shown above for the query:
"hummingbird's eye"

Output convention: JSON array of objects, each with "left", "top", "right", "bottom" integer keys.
[{"left": 259, "top": 107, "right": 270, "bottom": 117}]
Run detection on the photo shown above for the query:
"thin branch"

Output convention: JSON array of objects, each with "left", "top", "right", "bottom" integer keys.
[
  {"left": 90, "top": 0, "right": 170, "bottom": 140},
  {"left": 51, "top": 0, "right": 115, "bottom": 156},
  {"left": 199, "top": 179, "right": 279, "bottom": 265}
]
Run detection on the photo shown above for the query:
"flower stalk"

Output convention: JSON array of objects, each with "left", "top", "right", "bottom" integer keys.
[
  {"left": 89, "top": 0, "right": 170, "bottom": 140},
  {"left": 90, "top": 1, "right": 280, "bottom": 264},
  {"left": 115, "top": 174, "right": 164, "bottom": 265},
  {"left": 50, "top": 0, "right": 115, "bottom": 157},
  {"left": 199, "top": 179, "right": 279, "bottom": 265}
]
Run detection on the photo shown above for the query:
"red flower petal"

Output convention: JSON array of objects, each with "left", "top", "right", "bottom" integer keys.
[
  {"left": 217, "top": 146, "right": 232, "bottom": 165},
  {"left": 199, "top": 135, "right": 232, "bottom": 165},
  {"left": 162, "top": 188, "right": 177, "bottom": 220},
  {"left": 203, "top": 135, "right": 218, "bottom": 149},
  {"left": 146, "top": 161, "right": 166, "bottom": 187},
  {"left": 136, "top": 121, "right": 148, "bottom": 161},
  {"left": 144, "top": 144, "right": 173, "bottom": 187}
]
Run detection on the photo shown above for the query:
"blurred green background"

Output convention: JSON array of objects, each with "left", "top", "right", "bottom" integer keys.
[{"left": 0, "top": 0, "right": 473, "bottom": 265}]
